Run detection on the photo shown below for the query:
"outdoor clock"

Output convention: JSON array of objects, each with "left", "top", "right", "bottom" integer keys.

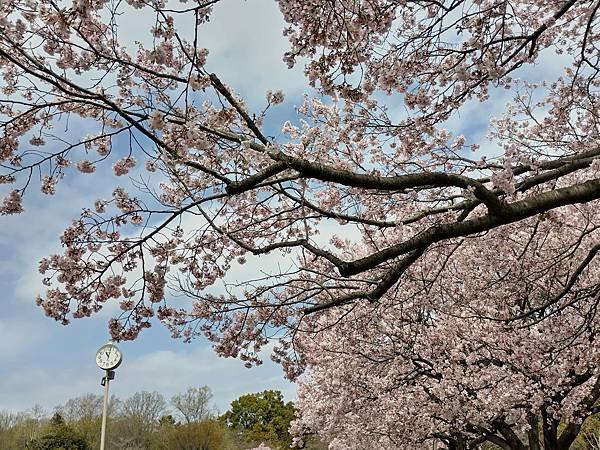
[{"left": 95, "top": 342, "right": 123, "bottom": 370}]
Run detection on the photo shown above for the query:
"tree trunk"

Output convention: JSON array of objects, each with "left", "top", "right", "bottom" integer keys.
[
  {"left": 542, "top": 411, "right": 558, "bottom": 450},
  {"left": 447, "top": 435, "right": 468, "bottom": 450},
  {"left": 527, "top": 416, "right": 541, "bottom": 450}
]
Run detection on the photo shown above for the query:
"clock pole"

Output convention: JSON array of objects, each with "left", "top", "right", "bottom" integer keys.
[
  {"left": 99, "top": 369, "right": 115, "bottom": 450},
  {"left": 100, "top": 369, "right": 110, "bottom": 450}
]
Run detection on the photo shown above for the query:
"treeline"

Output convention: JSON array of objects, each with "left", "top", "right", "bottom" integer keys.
[{"left": 0, "top": 388, "right": 326, "bottom": 450}]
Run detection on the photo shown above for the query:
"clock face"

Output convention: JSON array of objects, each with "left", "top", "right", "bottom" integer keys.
[{"left": 95, "top": 344, "right": 122, "bottom": 370}]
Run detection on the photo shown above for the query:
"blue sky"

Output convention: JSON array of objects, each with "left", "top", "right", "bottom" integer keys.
[{"left": 0, "top": 0, "right": 302, "bottom": 416}]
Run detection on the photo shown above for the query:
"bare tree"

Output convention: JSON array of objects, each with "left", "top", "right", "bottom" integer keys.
[
  {"left": 170, "top": 386, "right": 214, "bottom": 424},
  {"left": 122, "top": 391, "right": 167, "bottom": 427},
  {"left": 57, "top": 393, "right": 120, "bottom": 422},
  {"left": 0, "top": 411, "right": 26, "bottom": 431}
]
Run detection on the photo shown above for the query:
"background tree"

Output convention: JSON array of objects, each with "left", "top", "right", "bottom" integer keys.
[
  {"left": 27, "top": 413, "right": 89, "bottom": 450},
  {"left": 57, "top": 393, "right": 122, "bottom": 422},
  {"left": 57, "top": 394, "right": 102, "bottom": 422},
  {"left": 0, "top": 411, "right": 26, "bottom": 433},
  {"left": 171, "top": 386, "right": 214, "bottom": 424},
  {"left": 0, "top": 410, "right": 45, "bottom": 450},
  {"left": 1, "top": 0, "right": 600, "bottom": 448},
  {"left": 0, "top": 386, "right": 299, "bottom": 450},
  {"left": 221, "top": 391, "right": 295, "bottom": 449},
  {"left": 122, "top": 391, "right": 167, "bottom": 427},
  {"left": 117, "top": 390, "right": 168, "bottom": 448},
  {"left": 55, "top": 393, "right": 121, "bottom": 448},
  {"left": 166, "top": 419, "right": 226, "bottom": 450},
  {"left": 159, "top": 414, "right": 177, "bottom": 427}
]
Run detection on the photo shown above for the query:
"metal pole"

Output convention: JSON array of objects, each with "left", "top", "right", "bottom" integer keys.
[{"left": 100, "top": 370, "right": 110, "bottom": 450}]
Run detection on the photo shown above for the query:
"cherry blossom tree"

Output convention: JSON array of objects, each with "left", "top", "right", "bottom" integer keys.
[
  {"left": 291, "top": 212, "right": 600, "bottom": 449},
  {"left": 1, "top": 0, "right": 600, "bottom": 448}
]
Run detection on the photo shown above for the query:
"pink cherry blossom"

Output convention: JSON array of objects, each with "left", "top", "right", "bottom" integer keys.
[
  {"left": 112, "top": 156, "right": 137, "bottom": 176},
  {"left": 76, "top": 161, "right": 96, "bottom": 174},
  {"left": 0, "top": 189, "right": 23, "bottom": 215}
]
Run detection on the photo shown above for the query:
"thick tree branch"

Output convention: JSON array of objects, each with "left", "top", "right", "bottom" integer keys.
[
  {"left": 225, "top": 162, "right": 288, "bottom": 195},
  {"left": 303, "top": 248, "right": 425, "bottom": 314},
  {"left": 270, "top": 153, "right": 505, "bottom": 215},
  {"left": 491, "top": 419, "right": 527, "bottom": 450},
  {"left": 340, "top": 179, "right": 600, "bottom": 277}
]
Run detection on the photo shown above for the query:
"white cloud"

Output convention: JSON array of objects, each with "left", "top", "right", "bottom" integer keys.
[{"left": 197, "top": 0, "right": 308, "bottom": 105}]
